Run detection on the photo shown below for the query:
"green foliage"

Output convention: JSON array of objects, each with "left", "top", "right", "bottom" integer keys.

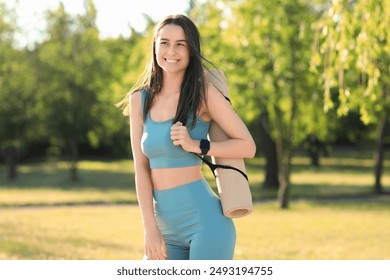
[
  {"left": 0, "top": 4, "right": 38, "bottom": 154},
  {"left": 313, "top": 0, "right": 390, "bottom": 124},
  {"left": 0, "top": 2, "right": 16, "bottom": 45},
  {"left": 33, "top": 1, "right": 135, "bottom": 159},
  {"left": 0, "top": 0, "right": 155, "bottom": 164},
  {"left": 194, "top": 0, "right": 331, "bottom": 146},
  {"left": 0, "top": 48, "right": 38, "bottom": 150},
  {"left": 37, "top": 3, "right": 104, "bottom": 144}
]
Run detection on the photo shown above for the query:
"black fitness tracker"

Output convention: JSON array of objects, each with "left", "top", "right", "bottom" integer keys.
[{"left": 200, "top": 139, "right": 210, "bottom": 155}]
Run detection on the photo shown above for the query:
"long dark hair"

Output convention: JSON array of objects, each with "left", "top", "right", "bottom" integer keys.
[{"left": 118, "top": 14, "right": 211, "bottom": 128}]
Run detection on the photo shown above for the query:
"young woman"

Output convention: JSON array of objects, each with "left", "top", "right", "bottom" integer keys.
[{"left": 119, "top": 14, "right": 256, "bottom": 260}]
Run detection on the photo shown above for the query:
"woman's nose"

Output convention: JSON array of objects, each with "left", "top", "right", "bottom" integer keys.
[{"left": 167, "top": 45, "right": 176, "bottom": 54}]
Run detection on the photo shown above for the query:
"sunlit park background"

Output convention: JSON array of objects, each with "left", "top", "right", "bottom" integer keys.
[{"left": 1, "top": 0, "right": 390, "bottom": 260}]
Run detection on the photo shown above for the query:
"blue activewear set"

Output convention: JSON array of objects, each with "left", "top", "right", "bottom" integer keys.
[{"left": 140, "top": 89, "right": 236, "bottom": 260}]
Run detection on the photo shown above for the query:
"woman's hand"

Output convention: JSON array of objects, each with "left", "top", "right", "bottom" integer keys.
[
  {"left": 144, "top": 226, "right": 167, "bottom": 260},
  {"left": 170, "top": 122, "right": 199, "bottom": 153}
]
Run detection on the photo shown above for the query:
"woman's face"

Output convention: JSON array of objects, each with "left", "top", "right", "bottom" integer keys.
[{"left": 155, "top": 24, "right": 190, "bottom": 75}]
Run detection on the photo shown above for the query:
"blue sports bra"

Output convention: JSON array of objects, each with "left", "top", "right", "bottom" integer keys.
[{"left": 140, "top": 89, "right": 210, "bottom": 169}]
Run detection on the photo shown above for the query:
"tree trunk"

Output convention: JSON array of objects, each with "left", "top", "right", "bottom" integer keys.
[
  {"left": 309, "top": 151, "right": 320, "bottom": 167},
  {"left": 374, "top": 114, "right": 388, "bottom": 194},
  {"left": 3, "top": 146, "right": 18, "bottom": 181},
  {"left": 68, "top": 139, "right": 79, "bottom": 182},
  {"left": 257, "top": 113, "right": 279, "bottom": 188},
  {"left": 277, "top": 154, "right": 291, "bottom": 209},
  {"left": 276, "top": 19, "right": 297, "bottom": 209},
  {"left": 306, "top": 136, "right": 326, "bottom": 167},
  {"left": 274, "top": 104, "right": 292, "bottom": 209}
]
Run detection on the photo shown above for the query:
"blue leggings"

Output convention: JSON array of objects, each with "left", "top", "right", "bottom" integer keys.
[{"left": 153, "top": 179, "right": 236, "bottom": 260}]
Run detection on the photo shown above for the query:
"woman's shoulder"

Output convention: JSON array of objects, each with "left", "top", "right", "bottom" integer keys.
[
  {"left": 130, "top": 88, "right": 148, "bottom": 103},
  {"left": 129, "top": 90, "right": 145, "bottom": 115},
  {"left": 130, "top": 90, "right": 141, "bottom": 103}
]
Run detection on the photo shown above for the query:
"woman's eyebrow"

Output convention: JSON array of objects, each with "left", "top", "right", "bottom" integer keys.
[{"left": 160, "top": 38, "right": 187, "bottom": 43}]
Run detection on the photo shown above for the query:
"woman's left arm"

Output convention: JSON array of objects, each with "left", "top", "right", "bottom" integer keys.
[{"left": 202, "top": 84, "right": 256, "bottom": 158}]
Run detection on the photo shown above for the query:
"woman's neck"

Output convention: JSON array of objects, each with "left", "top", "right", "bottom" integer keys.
[{"left": 161, "top": 72, "right": 185, "bottom": 96}]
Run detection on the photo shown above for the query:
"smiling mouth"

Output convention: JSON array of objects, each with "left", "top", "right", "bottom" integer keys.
[{"left": 165, "top": 58, "right": 180, "bottom": 63}]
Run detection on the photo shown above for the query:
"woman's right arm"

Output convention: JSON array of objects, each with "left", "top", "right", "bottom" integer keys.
[{"left": 129, "top": 91, "right": 167, "bottom": 260}]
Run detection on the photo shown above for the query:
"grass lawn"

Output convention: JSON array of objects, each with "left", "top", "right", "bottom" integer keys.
[
  {"left": 0, "top": 201, "right": 389, "bottom": 260},
  {"left": 0, "top": 150, "right": 389, "bottom": 260}
]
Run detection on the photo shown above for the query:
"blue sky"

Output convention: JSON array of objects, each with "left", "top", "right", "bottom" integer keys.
[{"left": 4, "top": 0, "right": 190, "bottom": 47}]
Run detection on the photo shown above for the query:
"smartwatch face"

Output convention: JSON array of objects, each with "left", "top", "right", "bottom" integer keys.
[{"left": 200, "top": 139, "right": 210, "bottom": 154}]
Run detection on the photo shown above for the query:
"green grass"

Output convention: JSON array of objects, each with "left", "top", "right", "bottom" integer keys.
[
  {"left": 235, "top": 201, "right": 390, "bottom": 260},
  {"left": 0, "top": 201, "right": 389, "bottom": 260},
  {"left": 0, "top": 205, "right": 144, "bottom": 260},
  {"left": 0, "top": 151, "right": 389, "bottom": 260}
]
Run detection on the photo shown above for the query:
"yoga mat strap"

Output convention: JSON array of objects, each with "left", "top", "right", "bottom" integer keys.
[{"left": 195, "top": 154, "right": 249, "bottom": 182}]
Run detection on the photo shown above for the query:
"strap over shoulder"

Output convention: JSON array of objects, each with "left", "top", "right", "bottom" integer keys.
[{"left": 140, "top": 88, "right": 147, "bottom": 114}]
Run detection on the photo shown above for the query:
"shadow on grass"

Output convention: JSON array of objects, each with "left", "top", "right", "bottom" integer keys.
[
  {"left": 0, "top": 166, "right": 135, "bottom": 191},
  {"left": 291, "top": 164, "right": 375, "bottom": 174},
  {"left": 246, "top": 159, "right": 378, "bottom": 174},
  {"left": 250, "top": 182, "right": 390, "bottom": 202}
]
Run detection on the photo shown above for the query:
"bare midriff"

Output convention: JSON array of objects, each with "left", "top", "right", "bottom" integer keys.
[{"left": 151, "top": 165, "right": 204, "bottom": 190}]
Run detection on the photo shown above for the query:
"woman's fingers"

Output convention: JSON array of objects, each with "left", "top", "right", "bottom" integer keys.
[
  {"left": 161, "top": 239, "right": 168, "bottom": 258},
  {"left": 144, "top": 227, "right": 167, "bottom": 260},
  {"left": 170, "top": 121, "right": 197, "bottom": 152},
  {"left": 145, "top": 239, "right": 167, "bottom": 260},
  {"left": 170, "top": 122, "right": 187, "bottom": 146}
]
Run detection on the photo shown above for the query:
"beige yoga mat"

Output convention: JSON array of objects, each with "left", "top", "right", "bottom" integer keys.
[{"left": 205, "top": 69, "right": 253, "bottom": 218}]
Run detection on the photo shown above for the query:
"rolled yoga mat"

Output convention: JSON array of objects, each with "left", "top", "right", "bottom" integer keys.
[{"left": 205, "top": 69, "right": 253, "bottom": 218}]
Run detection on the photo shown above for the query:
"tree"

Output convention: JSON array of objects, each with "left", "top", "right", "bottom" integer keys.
[
  {"left": 312, "top": 0, "right": 390, "bottom": 193},
  {"left": 0, "top": 3, "right": 38, "bottom": 180},
  {"left": 35, "top": 1, "right": 113, "bottom": 181}
]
